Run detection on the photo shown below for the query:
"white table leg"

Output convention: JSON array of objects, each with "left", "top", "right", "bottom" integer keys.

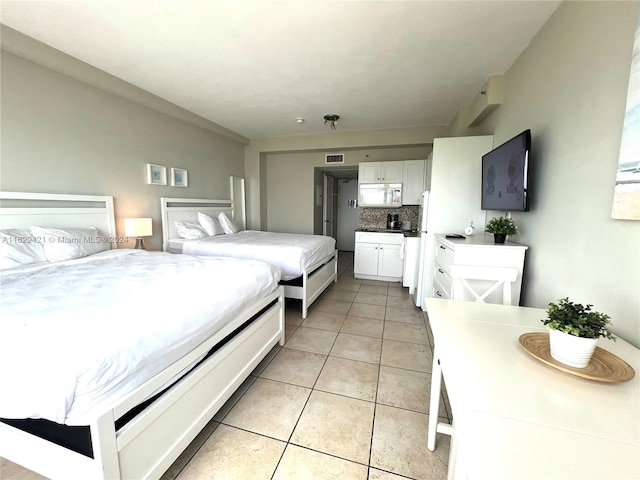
[{"left": 427, "top": 348, "right": 442, "bottom": 451}]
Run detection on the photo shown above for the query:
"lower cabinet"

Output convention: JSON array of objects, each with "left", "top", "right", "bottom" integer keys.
[{"left": 354, "top": 232, "right": 404, "bottom": 281}]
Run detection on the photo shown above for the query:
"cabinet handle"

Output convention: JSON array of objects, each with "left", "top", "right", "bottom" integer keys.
[
  {"left": 438, "top": 268, "right": 444, "bottom": 274},
  {"left": 435, "top": 291, "right": 442, "bottom": 297},
  {"left": 439, "top": 245, "right": 445, "bottom": 250}
]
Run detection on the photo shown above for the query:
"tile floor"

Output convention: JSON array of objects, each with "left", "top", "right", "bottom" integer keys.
[{"left": 1, "top": 251, "right": 452, "bottom": 480}]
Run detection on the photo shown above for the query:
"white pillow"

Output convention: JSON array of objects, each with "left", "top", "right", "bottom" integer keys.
[
  {"left": 30, "top": 226, "right": 110, "bottom": 262},
  {"left": 197, "top": 212, "right": 225, "bottom": 236},
  {"left": 175, "top": 221, "right": 207, "bottom": 240},
  {"left": 0, "top": 229, "right": 47, "bottom": 270},
  {"left": 218, "top": 212, "right": 239, "bottom": 234}
]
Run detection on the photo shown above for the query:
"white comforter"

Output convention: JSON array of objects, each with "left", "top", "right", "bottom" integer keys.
[
  {"left": 0, "top": 250, "right": 280, "bottom": 425},
  {"left": 181, "top": 230, "right": 336, "bottom": 280}
]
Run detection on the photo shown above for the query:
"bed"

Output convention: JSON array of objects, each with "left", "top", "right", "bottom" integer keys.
[
  {"left": 161, "top": 197, "right": 338, "bottom": 318},
  {"left": 0, "top": 191, "right": 285, "bottom": 480}
]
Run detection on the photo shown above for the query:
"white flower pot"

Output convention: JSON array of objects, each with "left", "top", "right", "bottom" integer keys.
[{"left": 548, "top": 329, "right": 597, "bottom": 368}]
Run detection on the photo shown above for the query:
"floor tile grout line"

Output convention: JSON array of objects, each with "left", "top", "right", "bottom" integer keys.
[{"left": 182, "top": 255, "right": 439, "bottom": 480}]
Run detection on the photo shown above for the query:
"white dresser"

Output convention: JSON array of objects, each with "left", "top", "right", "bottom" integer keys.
[{"left": 432, "top": 233, "right": 528, "bottom": 306}]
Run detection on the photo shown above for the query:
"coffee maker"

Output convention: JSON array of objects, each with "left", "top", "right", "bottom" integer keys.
[{"left": 386, "top": 213, "right": 400, "bottom": 230}]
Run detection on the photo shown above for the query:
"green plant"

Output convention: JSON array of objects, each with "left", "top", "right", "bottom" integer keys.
[
  {"left": 541, "top": 297, "right": 616, "bottom": 340},
  {"left": 484, "top": 216, "right": 518, "bottom": 235}
]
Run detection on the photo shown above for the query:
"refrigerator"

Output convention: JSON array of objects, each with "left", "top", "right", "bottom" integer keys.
[
  {"left": 412, "top": 135, "right": 495, "bottom": 308},
  {"left": 412, "top": 191, "right": 430, "bottom": 307}
]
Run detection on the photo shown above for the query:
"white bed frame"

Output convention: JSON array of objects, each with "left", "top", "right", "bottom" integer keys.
[
  {"left": 0, "top": 192, "right": 285, "bottom": 480},
  {"left": 161, "top": 197, "right": 338, "bottom": 318}
]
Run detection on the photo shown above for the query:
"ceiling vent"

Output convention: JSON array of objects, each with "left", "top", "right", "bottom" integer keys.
[{"left": 325, "top": 153, "right": 345, "bottom": 164}]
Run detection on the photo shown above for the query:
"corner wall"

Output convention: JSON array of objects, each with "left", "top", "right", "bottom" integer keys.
[{"left": 451, "top": 1, "right": 640, "bottom": 346}]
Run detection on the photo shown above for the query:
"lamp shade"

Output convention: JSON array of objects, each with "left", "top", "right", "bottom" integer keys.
[{"left": 124, "top": 218, "right": 152, "bottom": 237}]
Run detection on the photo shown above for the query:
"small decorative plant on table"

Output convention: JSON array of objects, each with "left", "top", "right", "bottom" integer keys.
[
  {"left": 484, "top": 216, "right": 518, "bottom": 244},
  {"left": 541, "top": 297, "right": 616, "bottom": 368}
]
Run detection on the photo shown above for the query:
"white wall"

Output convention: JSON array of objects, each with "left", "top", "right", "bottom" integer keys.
[
  {"left": 452, "top": 1, "right": 640, "bottom": 346},
  {"left": 1, "top": 38, "right": 247, "bottom": 251}
]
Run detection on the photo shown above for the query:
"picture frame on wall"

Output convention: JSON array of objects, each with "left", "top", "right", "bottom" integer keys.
[
  {"left": 611, "top": 8, "right": 640, "bottom": 220},
  {"left": 146, "top": 163, "right": 167, "bottom": 185},
  {"left": 171, "top": 168, "right": 188, "bottom": 187}
]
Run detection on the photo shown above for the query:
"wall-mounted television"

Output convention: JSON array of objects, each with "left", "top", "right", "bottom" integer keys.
[{"left": 481, "top": 129, "right": 531, "bottom": 212}]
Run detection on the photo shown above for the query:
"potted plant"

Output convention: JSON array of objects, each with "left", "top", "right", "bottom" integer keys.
[
  {"left": 484, "top": 216, "right": 518, "bottom": 244},
  {"left": 541, "top": 297, "right": 616, "bottom": 368}
]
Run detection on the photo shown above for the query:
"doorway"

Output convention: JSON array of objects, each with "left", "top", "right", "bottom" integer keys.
[
  {"left": 315, "top": 166, "right": 359, "bottom": 251},
  {"left": 336, "top": 178, "right": 359, "bottom": 251}
]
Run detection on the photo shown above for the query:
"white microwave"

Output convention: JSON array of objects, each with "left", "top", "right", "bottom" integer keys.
[{"left": 359, "top": 183, "right": 402, "bottom": 207}]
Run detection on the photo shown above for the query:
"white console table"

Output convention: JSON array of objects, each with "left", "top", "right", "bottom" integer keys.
[
  {"left": 432, "top": 234, "right": 527, "bottom": 306},
  {"left": 424, "top": 298, "right": 639, "bottom": 480}
]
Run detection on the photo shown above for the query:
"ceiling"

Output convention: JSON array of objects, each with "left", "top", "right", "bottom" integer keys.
[{"left": 0, "top": 1, "right": 560, "bottom": 139}]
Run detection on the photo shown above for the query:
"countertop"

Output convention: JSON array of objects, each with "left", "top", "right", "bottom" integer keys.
[{"left": 355, "top": 228, "right": 418, "bottom": 237}]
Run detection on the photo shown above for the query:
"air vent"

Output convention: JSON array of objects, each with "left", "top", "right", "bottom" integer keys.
[{"left": 325, "top": 153, "right": 345, "bottom": 164}]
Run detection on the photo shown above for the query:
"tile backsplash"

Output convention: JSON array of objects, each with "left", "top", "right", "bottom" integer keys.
[{"left": 359, "top": 206, "right": 419, "bottom": 230}]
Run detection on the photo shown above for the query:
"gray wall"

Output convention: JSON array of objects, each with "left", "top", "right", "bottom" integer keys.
[
  {"left": 245, "top": 127, "right": 448, "bottom": 232},
  {"left": 0, "top": 48, "right": 246, "bottom": 251},
  {"left": 260, "top": 146, "right": 432, "bottom": 233},
  {"left": 451, "top": 1, "right": 640, "bottom": 346}
]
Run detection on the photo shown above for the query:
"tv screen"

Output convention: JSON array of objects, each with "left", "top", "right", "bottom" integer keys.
[{"left": 481, "top": 129, "right": 531, "bottom": 211}]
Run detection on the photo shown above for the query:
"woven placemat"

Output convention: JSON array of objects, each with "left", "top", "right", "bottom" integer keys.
[{"left": 519, "top": 332, "right": 635, "bottom": 383}]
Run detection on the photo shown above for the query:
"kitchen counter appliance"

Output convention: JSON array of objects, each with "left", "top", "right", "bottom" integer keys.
[
  {"left": 386, "top": 213, "right": 400, "bottom": 230},
  {"left": 359, "top": 183, "right": 402, "bottom": 207}
]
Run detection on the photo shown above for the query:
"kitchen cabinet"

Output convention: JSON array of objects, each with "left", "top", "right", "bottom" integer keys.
[
  {"left": 358, "top": 161, "right": 404, "bottom": 184},
  {"left": 354, "top": 232, "right": 403, "bottom": 281},
  {"left": 401, "top": 159, "right": 429, "bottom": 205},
  {"left": 432, "top": 234, "right": 527, "bottom": 305}
]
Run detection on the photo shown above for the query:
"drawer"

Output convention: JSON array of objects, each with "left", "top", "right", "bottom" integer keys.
[
  {"left": 433, "top": 278, "right": 450, "bottom": 300},
  {"left": 435, "top": 241, "right": 453, "bottom": 274},
  {"left": 355, "top": 232, "right": 403, "bottom": 245},
  {"left": 433, "top": 263, "right": 451, "bottom": 298}
]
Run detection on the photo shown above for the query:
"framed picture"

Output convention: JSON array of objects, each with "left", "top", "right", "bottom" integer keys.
[
  {"left": 171, "top": 168, "right": 188, "bottom": 187},
  {"left": 146, "top": 164, "right": 167, "bottom": 185}
]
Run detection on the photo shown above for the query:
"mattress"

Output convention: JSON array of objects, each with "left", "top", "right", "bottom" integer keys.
[
  {"left": 174, "top": 230, "right": 336, "bottom": 280},
  {"left": 0, "top": 249, "right": 280, "bottom": 425}
]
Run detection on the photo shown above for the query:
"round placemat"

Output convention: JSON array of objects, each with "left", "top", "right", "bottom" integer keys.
[{"left": 519, "top": 332, "right": 635, "bottom": 383}]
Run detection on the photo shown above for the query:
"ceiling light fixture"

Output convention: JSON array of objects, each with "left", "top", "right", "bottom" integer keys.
[
  {"left": 323, "top": 114, "right": 340, "bottom": 131},
  {"left": 295, "top": 117, "right": 305, "bottom": 124}
]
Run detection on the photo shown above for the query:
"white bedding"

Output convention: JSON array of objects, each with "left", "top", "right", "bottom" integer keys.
[
  {"left": 0, "top": 250, "right": 280, "bottom": 425},
  {"left": 176, "top": 230, "right": 336, "bottom": 280}
]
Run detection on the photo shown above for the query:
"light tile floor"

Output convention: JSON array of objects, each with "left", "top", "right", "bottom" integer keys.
[{"left": 1, "top": 251, "right": 452, "bottom": 480}]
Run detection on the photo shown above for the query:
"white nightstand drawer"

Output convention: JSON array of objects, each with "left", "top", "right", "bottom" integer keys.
[
  {"left": 434, "top": 263, "right": 452, "bottom": 297},
  {"left": 433, "top": 278, "right": 450, "bottom": 299},
  {"left": 435, "top": 241, "right": 453, "bottom": 274}
]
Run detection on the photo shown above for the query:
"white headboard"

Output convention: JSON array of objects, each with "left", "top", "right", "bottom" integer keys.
[
  {"left": 160, "top": 197, "right": 234, "bottom": 252},
  {"left": 0, "top": 192, "right": 117, "bottom": 246}
]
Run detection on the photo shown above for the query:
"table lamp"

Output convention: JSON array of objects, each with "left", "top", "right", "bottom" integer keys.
[{"left": 124, "top": 218, "right": 152, "bottom": 249}]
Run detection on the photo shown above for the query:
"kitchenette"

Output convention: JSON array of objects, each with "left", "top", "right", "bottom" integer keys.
[{"left": 354, "top": 159, "right": 428, "bottom": 292}]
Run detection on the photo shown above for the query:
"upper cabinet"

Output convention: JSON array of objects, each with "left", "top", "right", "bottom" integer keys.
[
  {"left": 358, "top": 161, "right": 404, "bottom": 184},
  {"left": 402, "top": 159, "right": 429, "bottom": 205}
]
